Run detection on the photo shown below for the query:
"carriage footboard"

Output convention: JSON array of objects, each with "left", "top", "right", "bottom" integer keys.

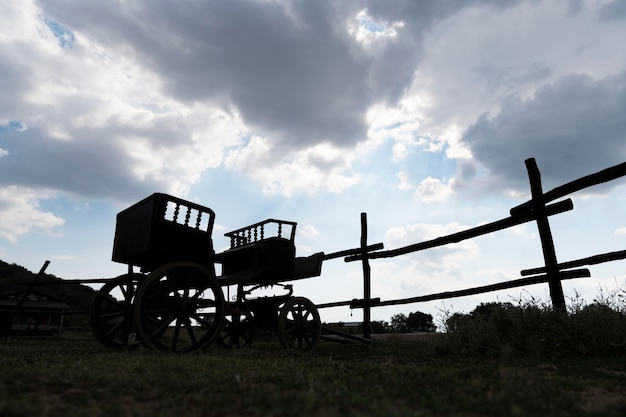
[{"left": 293, "top": 252, "right": 324, "bottom": 279}]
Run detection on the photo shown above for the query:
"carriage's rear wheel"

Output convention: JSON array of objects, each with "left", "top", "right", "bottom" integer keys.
[
  {"left": 277, "top": 297, "right": 321, "bottom": 353},
  {"left": 216, "top": 310, "right": 255, "bottom": 349},
  {"left": 134, "top": 262, "right": 225, "bottom": 353},
  {"left": 90, "top": 273, "right": 143, "bottom": 349}
]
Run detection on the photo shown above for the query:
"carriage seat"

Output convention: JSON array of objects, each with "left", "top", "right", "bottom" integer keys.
[{"left": 215, "top": 237, "right": 295, "bottom": 285}]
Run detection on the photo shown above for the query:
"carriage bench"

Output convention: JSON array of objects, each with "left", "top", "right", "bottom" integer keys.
[{"left": 215, "top": 219, "right": 323, "bottom": 285}]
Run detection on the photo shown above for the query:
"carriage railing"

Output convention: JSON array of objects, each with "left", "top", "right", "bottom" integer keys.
[
  {"left": 224, "top": 219, "right": 297, "bottom": 249},
  {"left": 162, "top": 195, "right": 216, "bottom": 235}
]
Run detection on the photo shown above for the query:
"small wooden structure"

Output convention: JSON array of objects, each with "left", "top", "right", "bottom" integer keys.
[
  {"left": 0, "top": 292, "right": 67, "bottom": 338},
  {"left": 1, "top": 262, "right": 68, "bottom": 338}
]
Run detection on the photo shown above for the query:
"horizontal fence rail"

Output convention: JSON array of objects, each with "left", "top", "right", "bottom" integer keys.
[
  {"left": 320, "top": 157, "right": 626, "bottom": 338},
  {"left": 344, "top": 199, "right": 573, "bottom": 262}
]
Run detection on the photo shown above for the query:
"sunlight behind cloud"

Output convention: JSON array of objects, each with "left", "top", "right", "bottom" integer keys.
[
  {"left": 415, "top": 176, "right": 453, "bottom": 202},
  {"left": 225, "top": 137, "right": 360, "bottom": 196},
  {"left": 349, "top": 9, "right": 405, "bottom": 47},
  {"left": 397, "top": 171, "right": 413, "bottom": 190}
]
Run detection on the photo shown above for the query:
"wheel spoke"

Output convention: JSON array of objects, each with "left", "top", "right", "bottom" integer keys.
[
  {"left": 99, "top": 311, "right": 125, "bottom": 320},
  {"left": 167, "top": 273, "right": 181, "bottom": 295},
  {"left": 190, "top": 313, "right": 214, "bottom": 328},
  {"left": 151, "top": 313, "right": 177, "bottom": 338},
  {"left": 104, "top": 318, "right": 125, "bottom": 337},
  {"left": 171, "top": 317, "right": 182, "bottom": 351},
  {"left": 183, "top": 316, "right": 198, "bottom": 346},
  {"left": 118, "top": 284, "right": 129, "bottom": 301}
]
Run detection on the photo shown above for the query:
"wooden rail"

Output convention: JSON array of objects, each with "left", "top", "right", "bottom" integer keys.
[
  {"left": 318, "top": 157, "right": 626, "bottom": 338},
  {"left": 344, "top": 199, "right": 572, "bottom": 262}
]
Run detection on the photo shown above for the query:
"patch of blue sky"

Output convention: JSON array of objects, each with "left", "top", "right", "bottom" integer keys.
[
  {"left": 356, "top": 139, "right": 457, "bottom": 185},
  {"left": 44, "top": 18, "right": 76, "bottom": 49},
  {"left": 0, "top": 121, "right": 25, "bottom": 133},
  {"left": 416, "top": 149, "right": 457, "bottom": 180},
  {"left": 358, "top": 16, "right": 387, "bottom": 33}
]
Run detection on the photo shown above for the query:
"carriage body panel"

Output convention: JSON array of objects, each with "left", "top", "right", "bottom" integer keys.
[{"left": 112, "top": 193, "right": 216, "bottom": 271}]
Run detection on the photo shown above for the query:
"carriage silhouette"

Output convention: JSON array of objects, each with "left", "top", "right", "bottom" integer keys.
[{"left": 90, "top": 193, "right": 325, "bottom": 353}]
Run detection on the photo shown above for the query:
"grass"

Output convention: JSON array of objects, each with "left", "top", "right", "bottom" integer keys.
[
  {"left": 2, "top": 282, "right": 626, "bottom": 416},
  {"left": 1, "top": 329, "right": 626, "bottom": 417},
  {"left": 437, "top": 282, "right": 626, "bottom": 359}
]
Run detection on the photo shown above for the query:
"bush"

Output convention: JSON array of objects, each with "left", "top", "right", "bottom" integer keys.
[{"left": 437, "top": 287, "right": 626, "bottom": 358}]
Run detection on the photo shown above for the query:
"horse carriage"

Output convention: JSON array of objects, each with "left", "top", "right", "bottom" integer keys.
[{"left": 90, "top": 193, "right": 326, "bottom": 353}]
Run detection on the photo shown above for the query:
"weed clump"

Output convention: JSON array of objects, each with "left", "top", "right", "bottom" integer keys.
[{"left": 436, "top": 282, "right": 626, "bottom": 358}]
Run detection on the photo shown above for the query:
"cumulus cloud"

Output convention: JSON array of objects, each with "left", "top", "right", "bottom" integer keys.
[
  {"left": 0, "top": 187, "right": 64, "bottom": 243},
  {"left": 615, "top": 227, "right": 626, "bottom": 236},
  {"left": 0, "top": 1, "right": 251, "bottom": 201},
  {"left": 224, "top": 137, "right": 359, "bottom": 195},
  {"left": 415, "top": 176, "right": 453, "bottom": 202},
  {"left": 397, "top": 171, "right": 412, "bottom": 190},
  {"left": 298, "top": 224, "right": 320, "bottom": 239}
]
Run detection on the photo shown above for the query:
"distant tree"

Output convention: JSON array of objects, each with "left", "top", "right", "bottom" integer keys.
[
  {"left": 389, "top": 313, "right": 410, "bottom": 333},
  {"left": 369, "top": 320, "right": 390, "bottom": 334},
  {"left": 406, "top": 311, "right": 436, "bottom": 332},
  {"left": 444, "top": 302, "right": 517, "bottom": 333},
  {"left": 444, "top": 312, "right": 468, "bottom": 333},
  {"left": 470, "top": 302, "right": 515, "bottom": 320}
]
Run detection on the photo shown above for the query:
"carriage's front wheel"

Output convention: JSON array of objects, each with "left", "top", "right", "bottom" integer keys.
[
  {"left": 90, "top": 273, "right": 143, "bottom": 349},
  {"left": 277, "top": 297, "right": 321, "bottom": 353},
  {"left": 134, "top": 262, "right": 225, "bottom": 353}
]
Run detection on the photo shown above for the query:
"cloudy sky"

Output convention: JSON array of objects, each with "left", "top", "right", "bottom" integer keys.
[{"left": 2, "top": 0, "right": 626, "bottom": 325}]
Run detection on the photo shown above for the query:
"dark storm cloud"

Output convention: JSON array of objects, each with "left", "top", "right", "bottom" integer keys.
[
  {"left": 0, "top": 60, "right": 33, "bottom": 116},
  {"left": 40, "top": 0, "right": 519, "bottom": 150},
  {"left": 0, "top": 127, "right": 159, "bottom": 201},
  {"left": 41, "top": 0, "right": 370, "bottom": 148},
  {"left": 461, "top": 73, "right": 626, "bottom": 191},
  {"left": 598, "top": 0, "right": 626, "bottom": 21}
]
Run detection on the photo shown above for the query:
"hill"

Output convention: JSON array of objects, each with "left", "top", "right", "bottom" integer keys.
[{"left": 0, "top": 259, "right": 97, "bottom": 328}]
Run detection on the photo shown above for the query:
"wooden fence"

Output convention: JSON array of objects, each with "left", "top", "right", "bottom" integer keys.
[{"left": 317, "top": 157, "right": 626, "bottom": 338}]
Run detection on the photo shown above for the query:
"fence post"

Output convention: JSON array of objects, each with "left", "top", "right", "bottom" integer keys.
[
  {"left": 360, "top": 212, "right": 372, "bottom": 339},
  {"left": 525, "top": 158, "right": 566, "bottom": 311}
]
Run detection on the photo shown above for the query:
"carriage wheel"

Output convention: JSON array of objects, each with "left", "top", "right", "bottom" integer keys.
[
  {"left": 90, "top": 273, "right": 143, "bottom": 348},
  {"left": 134, "top": 262, "right": 225, "bottom": 353},
  {"left": 277, "top": 297, "right": 321, "bottom": 353},
  {"left": 216, "top": 311, "right": 255, "bottom": 349}
]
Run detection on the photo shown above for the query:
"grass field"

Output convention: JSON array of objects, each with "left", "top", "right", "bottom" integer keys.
[{"left": 1, "top": 330, "right": 625, "bottom": 417}]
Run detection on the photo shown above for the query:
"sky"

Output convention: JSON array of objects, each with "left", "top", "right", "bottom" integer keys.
[{"left": 2, "top": 0, "right": 626, "bottom": 327}]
